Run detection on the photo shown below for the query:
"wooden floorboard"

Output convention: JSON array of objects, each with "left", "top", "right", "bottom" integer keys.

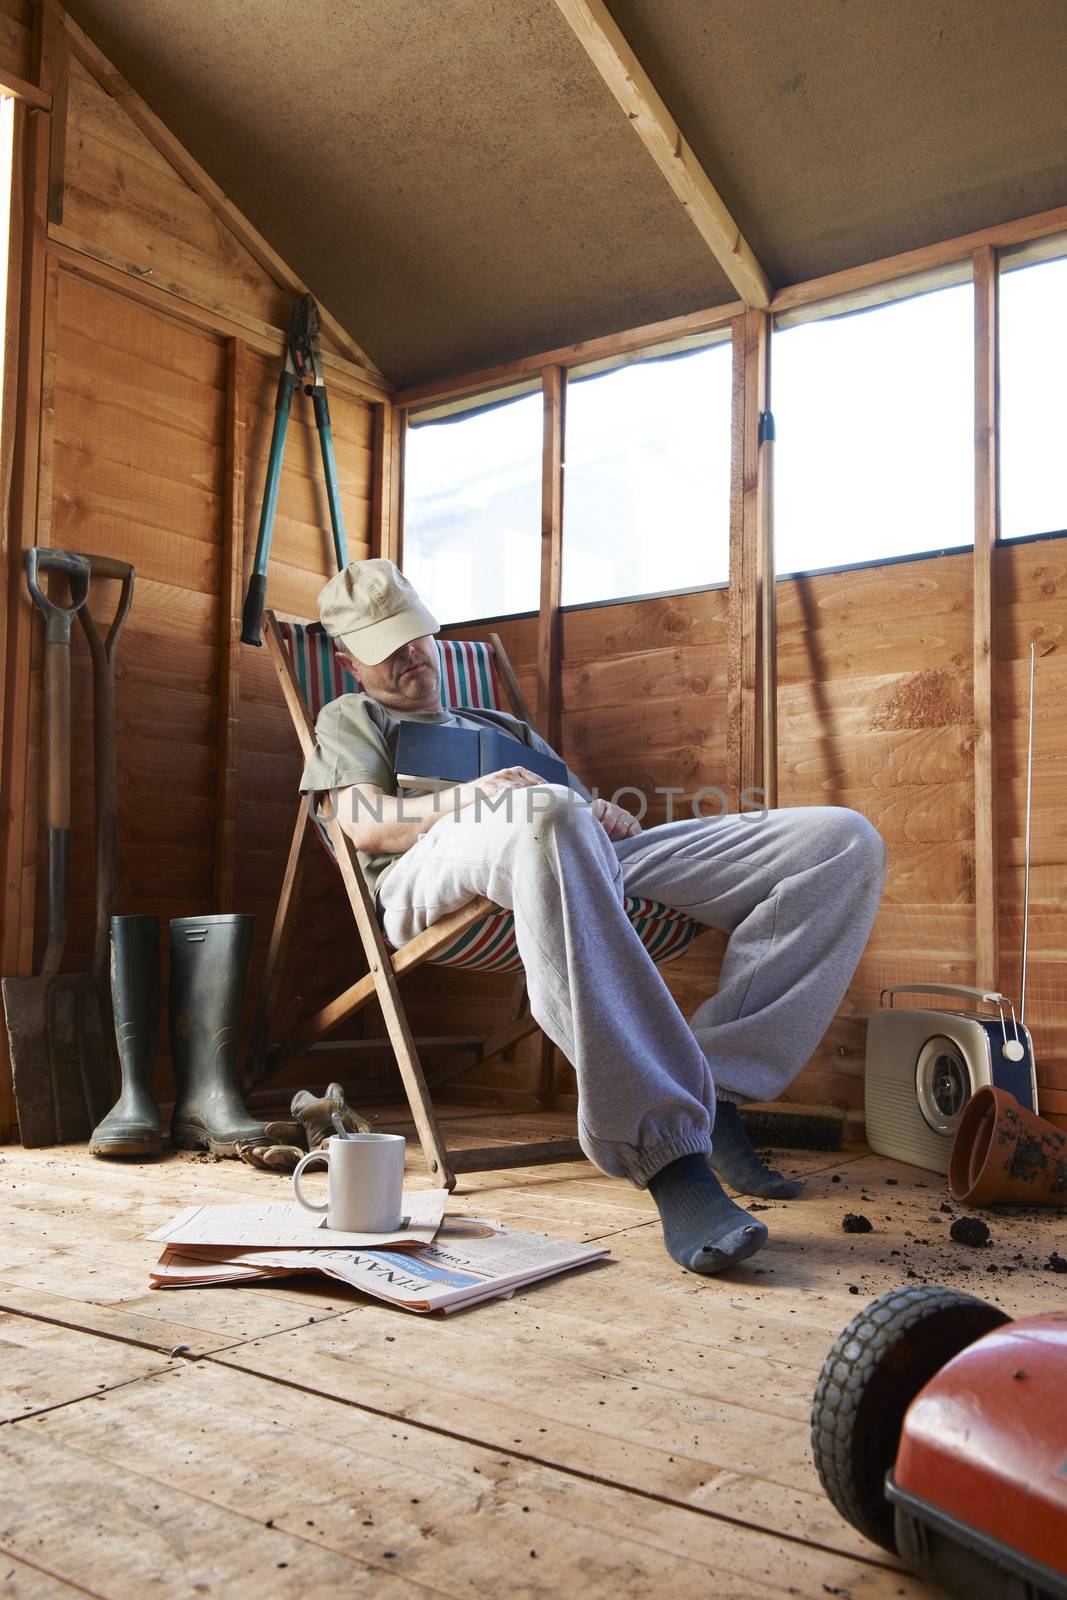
[
  {"left": 14, "top": 1362, "right": 899, "bottom": 1600},
  {"left": 1, "top": 1113, "right": 1064, "bottom": 1597},
  {"left": 0, "top": 1549, "right": 93, "bottom": 1599}
]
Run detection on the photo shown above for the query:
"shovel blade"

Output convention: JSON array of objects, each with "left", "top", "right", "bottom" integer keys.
[
  {"left": 1, "top": 974, "right": 103, "bottom": 1147},
  {"left": 2, "top": 975, "right": 60, "bottom": 1148}
]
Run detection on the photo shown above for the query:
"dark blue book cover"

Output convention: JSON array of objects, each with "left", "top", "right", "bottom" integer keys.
[{"left": 396, "top": 721, "right": 568, "bottom": 791}]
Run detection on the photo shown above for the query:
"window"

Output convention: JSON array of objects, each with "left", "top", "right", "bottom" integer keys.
[
  {"left": 404, "top": 390, "right": 542, "bottom": 625},
  {"left": 561, "top": 342, "right": 732, "bottom": 607},
  {"left": 773, "top": 283, "right": 975, "bottom": 575},
  {"left": 1000, "top": 253, "right": 1067, "bottom": 541}
]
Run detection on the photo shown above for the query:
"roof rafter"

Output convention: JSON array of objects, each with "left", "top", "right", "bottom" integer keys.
[{"left": 552, "top": 0, "right": 771, "bottom": 309}]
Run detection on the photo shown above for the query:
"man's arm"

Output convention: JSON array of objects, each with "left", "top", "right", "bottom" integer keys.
[
  {"left": 336, "top": 767, "right": 549, "bottom": 856},
  {"left": 520, "top": 725, "right": 640, "bottom": 839}
]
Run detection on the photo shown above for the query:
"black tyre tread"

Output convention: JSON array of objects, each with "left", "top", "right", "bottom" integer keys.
[{"left": 811, "top": 1284, "right": 1010, "bottom": 1553}]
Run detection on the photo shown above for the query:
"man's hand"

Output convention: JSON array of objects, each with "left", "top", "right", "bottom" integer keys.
[
  {"left": 456, "top": 766, "right": 545, "bottom": 809},
  {"left": 592, "top": 796, "right": 642, "bottom": 841}
]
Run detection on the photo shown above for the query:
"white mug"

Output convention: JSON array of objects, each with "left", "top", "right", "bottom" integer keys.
[{"left": 291, "top": 1133, "right": 406, "bottom": 1232}]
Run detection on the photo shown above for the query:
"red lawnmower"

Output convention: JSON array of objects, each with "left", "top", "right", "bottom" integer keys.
[{"left": 811, "top": 1285, "right": 1067, "bottom": 1599}]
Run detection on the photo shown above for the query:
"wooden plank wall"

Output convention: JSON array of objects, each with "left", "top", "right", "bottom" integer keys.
[
  {"left": 0, "top": 0, "right": 31, "bottom": 83},
  {"left": 0, "top": 10, "right": 381, "bottom": 1137},
  {"left": 411, "top": 544, "right": 1064, "bottom": 1123}
]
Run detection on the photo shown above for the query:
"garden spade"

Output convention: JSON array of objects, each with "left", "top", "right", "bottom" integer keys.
[
  {"left": 2, "top": 548, "right": 90, "bottom": 1146},
  {"left": 61, "top": 554, "right": 135, "bottom": 1135}
]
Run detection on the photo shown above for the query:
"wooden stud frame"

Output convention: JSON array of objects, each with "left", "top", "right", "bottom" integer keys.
[
  {"left": 42, "top": 5, "right": 67, "bottom": 225},
  {"left": 972, "top": 245, "right": 1000, "bottom": 990},
  {"left": 371, "top": 402, "right": 405, "bottom": 565},
  {"left": 0, "top": 69, "right": 50, "bottom": 111},
  {"left": 537, "top": 366, "right": 564, "bottom": 750},
  {"left": 214, "top": 337, "right": 247, "bottom": 912},
  {"left": 0, "top": 107, "right": 50, "bottom": 1139},
  {"left": 759, "top": 374, "right": 778, "bottom": 812},
  {"left": 727, "top": 309, "right": 770, "bottom": 813}
]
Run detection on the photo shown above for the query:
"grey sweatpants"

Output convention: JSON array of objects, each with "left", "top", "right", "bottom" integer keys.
[{"left": 378, "top": 789, "right": 887, "bottom": 1187}]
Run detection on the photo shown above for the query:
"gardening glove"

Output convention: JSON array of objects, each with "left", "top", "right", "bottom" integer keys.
[
  {"left": 290, "top": 1082, "right": 374, "bottom": 1150},
  {"left": 236, "top": 1119, "right": 306, "bottom": 1173}
]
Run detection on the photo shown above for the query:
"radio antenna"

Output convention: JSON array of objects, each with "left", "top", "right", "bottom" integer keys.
[{"left": 1020, "top": 640, "right": 1036, "bottom": 1025}]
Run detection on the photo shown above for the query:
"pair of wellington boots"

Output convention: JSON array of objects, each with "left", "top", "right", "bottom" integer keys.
[{"left": 89, "top": 914, "right": 266, "bottom": 1159}]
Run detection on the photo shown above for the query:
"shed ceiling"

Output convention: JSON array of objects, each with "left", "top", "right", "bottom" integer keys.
[{"left": 64, "top": 0, "right": 1067, "bottom": 387}]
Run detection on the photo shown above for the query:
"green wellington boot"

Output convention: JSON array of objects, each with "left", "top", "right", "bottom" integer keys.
[
  {"left": 168, "top": 914, "right": 266, "bottom": 1154},
  {"left": 89, "top": 916, "right": 163, "bottom": 1158}
]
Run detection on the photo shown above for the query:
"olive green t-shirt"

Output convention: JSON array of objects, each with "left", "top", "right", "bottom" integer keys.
[{"left": 299, "top": 693, "right": 589, "bottom": 902}]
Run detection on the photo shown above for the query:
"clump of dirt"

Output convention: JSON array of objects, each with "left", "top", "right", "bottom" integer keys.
[
  {"left": 1004, "top": 1128, "right": 1048, "bottom": 1183},
  {"left": 950, "top": 1216, "right": 990, "bottom": 1248},
  {"left": 842, "top": 1213, "right": 873, "bottom": 1234},
  {"left": 998, "top": 1112, "right": 1067, "bottom": 1197},
  {"left": 870, "top": 668, "right": 967, "bottom": 731},
  {"left": 1046, "top": 1252, "right": 1067, "bottom": 1274}
]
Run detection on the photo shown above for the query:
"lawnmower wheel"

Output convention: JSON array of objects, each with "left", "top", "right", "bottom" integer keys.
[{"left": 811, "top": 1283, "right": 1010, "bottom": 1553}]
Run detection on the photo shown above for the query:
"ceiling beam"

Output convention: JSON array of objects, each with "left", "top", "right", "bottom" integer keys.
[{"left": 552, "top": 0, "right": 771, "bottom": 308}]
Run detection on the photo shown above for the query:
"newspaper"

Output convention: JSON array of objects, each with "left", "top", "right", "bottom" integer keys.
[
  {"left": 147, "top": 1189, "right": 448, "bottom": 1250},
  {"left": 150, "top": 1225, "right": 610, "bottom": 1314}
]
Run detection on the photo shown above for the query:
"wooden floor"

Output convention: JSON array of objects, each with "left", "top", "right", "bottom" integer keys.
[{"left": 2, "top": 1107, "right": 1064, "bottom": 1599}]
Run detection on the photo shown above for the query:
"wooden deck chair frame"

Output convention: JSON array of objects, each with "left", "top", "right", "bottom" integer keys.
[{"left": 247, "top": 611, "right": 586, "bottom": 1190}]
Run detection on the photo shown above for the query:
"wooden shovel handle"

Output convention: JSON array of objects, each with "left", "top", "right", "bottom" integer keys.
[
  {"left": 40, "top": 632, "right": 71, "bottom": 975},
  {"left": 76, "top": 555, "right": 135, "bottom": 981},
  {"left": 25, "top": 549, "right": 90, "bottom": 976}
]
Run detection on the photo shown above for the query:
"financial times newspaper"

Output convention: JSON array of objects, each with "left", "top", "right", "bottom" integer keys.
[{"left": 151, "top": 1226, "right": 609, "bottom": 1313}]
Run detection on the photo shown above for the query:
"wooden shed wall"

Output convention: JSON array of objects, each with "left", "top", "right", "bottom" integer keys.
[
  {"left": 0, "top": 0, "right": 30, "bottom": 82},
  {"left": 0, "top": 13, "right": 385, "bottom": 1140}
]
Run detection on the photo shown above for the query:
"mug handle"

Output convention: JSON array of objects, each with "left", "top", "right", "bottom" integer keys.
[{"left": 292, "top": 1147, "right": 330, "bottom": 1213}]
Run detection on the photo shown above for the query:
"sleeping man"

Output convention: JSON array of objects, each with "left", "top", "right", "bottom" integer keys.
[{"left": 300, "top": 559, "right": 887, "bottom": 1277}]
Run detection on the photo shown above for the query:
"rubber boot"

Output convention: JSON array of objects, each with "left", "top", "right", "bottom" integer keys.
[
  {"left": 168, "top": 914, "right": 266, "bottom": 1154},
  {"left": 89, "top": 916, "right": 163, "bottom": 1158}
]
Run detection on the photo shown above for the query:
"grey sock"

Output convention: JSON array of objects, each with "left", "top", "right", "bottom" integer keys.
[
  {"left": 648, "top": 1154, "right": 768, "bottom": 1274},
  {"left": 709, "top": 1102, "right": 804, "bottom": 1199}
]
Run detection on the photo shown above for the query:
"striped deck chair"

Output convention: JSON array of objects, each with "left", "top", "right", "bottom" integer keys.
[{"left": 249, "top": 610, "right": 704, "bottom": 1189}]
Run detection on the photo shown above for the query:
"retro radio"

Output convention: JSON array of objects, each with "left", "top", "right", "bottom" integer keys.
[{"left": 865, "top": 984, "right": 1039, "bottom": 1174}]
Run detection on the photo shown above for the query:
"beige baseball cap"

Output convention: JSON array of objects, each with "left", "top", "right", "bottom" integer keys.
[{"left": 317, "top": 559, "right": 439, "bottom": 666}]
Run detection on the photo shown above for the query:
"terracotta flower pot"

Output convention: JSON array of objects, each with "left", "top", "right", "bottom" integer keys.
[{"left": 949, "top": 1085, "right": 1067, "bottom": 1207}]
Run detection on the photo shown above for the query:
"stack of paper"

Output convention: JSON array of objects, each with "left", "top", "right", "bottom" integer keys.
[
  {"left": 150, "top": 1190, "right": 451, "bottom": 1251},
  {"left": 147, "top": 1192, "right": 609, "bottom": 1314}
]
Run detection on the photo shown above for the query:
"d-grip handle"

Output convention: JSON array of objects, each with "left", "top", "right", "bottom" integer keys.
[
  {"left": 880, "top": 983, "right": 1008, "bottom": 1009},
  {"left": 292, "top": 1147, "right": 330, "bottom": 1213}
]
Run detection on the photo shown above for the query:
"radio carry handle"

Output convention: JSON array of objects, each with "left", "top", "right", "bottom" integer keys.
[
  {"left": 880, "top": 983, "right": 1006, "bottom": 1009},
  {"left": 879, "top": 983, "right": 1024, "bottom": 1058}
]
